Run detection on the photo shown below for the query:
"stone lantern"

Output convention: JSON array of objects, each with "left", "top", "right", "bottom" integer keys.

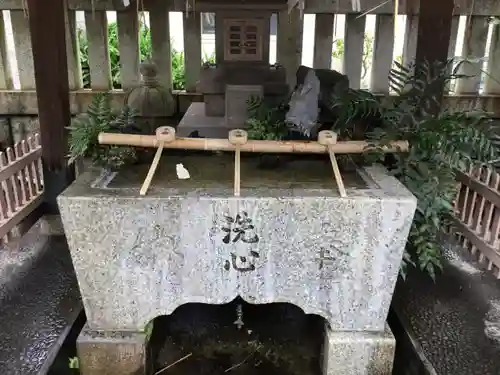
[{"left": 125, "top": 62, "right": 176, "bottom": 134}]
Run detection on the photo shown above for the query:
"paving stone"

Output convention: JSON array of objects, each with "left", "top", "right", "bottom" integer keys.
[
  {"left": 0, "top": 236, "right": 82, "bottom": 375},
  {"left": 392, "top": 243, "right": 500, "bottom": 375}
]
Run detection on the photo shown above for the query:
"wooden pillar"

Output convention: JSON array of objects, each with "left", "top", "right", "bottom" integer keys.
[
  {"left": 415, "top": 0, "right": 454, "bottom": 64},
  {"left": 27, "top": 0, "right": 72, "bottom": 214},
  {"left": 414, "top": 0, "right": 454, "bottom": 112}
]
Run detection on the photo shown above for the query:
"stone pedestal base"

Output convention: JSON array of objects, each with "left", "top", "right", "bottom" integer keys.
[
  {"left": 177, "top": 102, "right": 241, "bottom": 138},
  {"left": 323, "top": 325, "right": 395, "bottom": 375},
  {"left": 77, "top": 324, "right": 147, "bottom": 375}
]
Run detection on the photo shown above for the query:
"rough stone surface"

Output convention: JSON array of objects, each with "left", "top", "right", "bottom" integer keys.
[
  {"left": 225, "top": 84, "right": 263, "bottom": 127},
  {"left": 323, "top": 325, "right": 395, "bottom": 375},
  {"left": 204, "top": 94, "right": 225, "bottom": 117},
  {"left": 392, "top": 242, "right": 500, "bottom": 375},
  {"left": 0, "top": 235, "right": 82, "bottom": 375},
  {"left": 58, "top": 155, "right": 416, "bottom": 332},
  {"left": 77, "top": 325, "right": 147, "bottom": 375},
  {"left": 10, "top": 116, "right": 40, "bottom": 143},
  {"left": 0, "top": 117, "right": 13, "bottom": 147}
]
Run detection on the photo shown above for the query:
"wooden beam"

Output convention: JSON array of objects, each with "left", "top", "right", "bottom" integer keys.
[
  {"left": 1, "top": 0, "right": 498, "bottom": 14},
  {"left": 26, "top": 0, "right": 72, "bottom": 212},
  {"left": 414, "top": 0, "right": 454, "bottom": 113},
  {"left": 415, "top": 0, "right": 455, "bottom": 65},
  {"left": 0, "top": 90, "right": 499, "bottom": 117}
]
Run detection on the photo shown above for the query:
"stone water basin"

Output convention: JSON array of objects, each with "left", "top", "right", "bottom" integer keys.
[{"left": 58, "top": 153, "right": 417, "bottom": 333}]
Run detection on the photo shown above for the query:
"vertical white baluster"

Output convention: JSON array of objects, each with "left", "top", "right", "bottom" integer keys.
[
  {"left": 277, "top": 9, "right": 303, "bottom": 89},
  {"left": 150, "top": 0, "right": 172, "bottom": 90},
  {"left": 0, "top": 12, "right": 13, "bottom": 89},
  {"left": 344, "top": 14, "right": 366, "bottom": 89},
  {"left": 313, "top": 14, "right": 334, "bottom": 69},
  {"left": 117, "top": 5, "right": 140, "bottom": 90},
  {"left": 484, "top": 22, "right": 500, "bottom": 94},
  {"left": 65, "top": 4, "right": 82, "bottom": 90},
  {"left": 10, "top": 10, "right": 35, "bottom": 89},
  {"left": 183, "top": 11, "right": 202, "bottom": 92},
  {"left": 455, "top": 16, "right": 489, "bottom": 94},
  {"left": 371, "top": 15, "right": 394, "bottom": 93},
  {"left": 85, "top": 10, "right": 112, "bottom": 89}
]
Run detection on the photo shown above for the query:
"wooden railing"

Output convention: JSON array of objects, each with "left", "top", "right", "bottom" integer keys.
[
  {"left": 0, "top": 0, "right": 499, "bottom": 116},
  {"left": 0, "top": 133, "right": 43, "bottom": 243},
  {"left": 451, "top": 165, "right": 500, "bottom": 278}
]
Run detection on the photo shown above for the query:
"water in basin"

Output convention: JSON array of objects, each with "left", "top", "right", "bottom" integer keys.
[{"left": 105, "top": 153, "right": 371, "bottom": 191}]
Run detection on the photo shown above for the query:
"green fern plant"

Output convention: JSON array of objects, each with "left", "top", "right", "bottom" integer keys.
[
  {"left": 246, "top": 95, "right": 290, "bottom": 141},
  {"left": 333, "top": 58, "right": 499, "bottom": 279},
  {"left": 328, "top": 88, "right": 381, "bottom": 137},
  {"left": 67, "top": 93, "right": 138, "bottom": 170}
]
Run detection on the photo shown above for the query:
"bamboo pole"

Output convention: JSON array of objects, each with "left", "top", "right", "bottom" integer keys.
[{"left": 98, "top": 132, "right": 409, "bottom": 154}]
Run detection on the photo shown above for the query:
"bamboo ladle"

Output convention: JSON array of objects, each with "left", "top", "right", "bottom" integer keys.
[
  {"left": 228, "top": 129, "right": 248, "bottom": 197},
  {"left": 98, "top": 129, "right": 409, "bottom": 196},
  {"left": 139, "top": 126, "right": 175, "bottom": 195},
  {"left": 318, "top": 130, "right": 347, "bottom": 197}
]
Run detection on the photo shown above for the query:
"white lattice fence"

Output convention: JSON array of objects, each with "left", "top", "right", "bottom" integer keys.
[
  {"left": 450, "top": 165, "right": 500, "bottom": 277},
  {"left": 0, "top": 133, "right": 43, "bottom": 242}
]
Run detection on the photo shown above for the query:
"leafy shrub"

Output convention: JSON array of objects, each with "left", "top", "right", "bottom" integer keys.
[
  {"left": 171, "top": 48, "right": 186, "bottom": 91},
  {"left": 67, "top": 93, "right": 139, "bottom": 169},
  {"left": 332, "top": 36, "right": 373, "bottom": 80},
  {"left": 246, "top": 59, "right": 500, "bottom": 280},
  {"left": 335, "top": 59, "right": 499, "bottom": 279}
]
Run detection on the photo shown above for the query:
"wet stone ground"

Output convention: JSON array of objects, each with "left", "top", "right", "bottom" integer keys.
[{"left": 150, "top": 297, "right": 324, "bottom": 375}]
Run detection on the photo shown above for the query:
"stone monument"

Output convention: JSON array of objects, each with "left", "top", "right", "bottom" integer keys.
[
  {"left": 177, "top": 9, "right": 288, "bottom": 138},
  {"left": 58, "top": 152, "right": 416, "bottom": 375}
]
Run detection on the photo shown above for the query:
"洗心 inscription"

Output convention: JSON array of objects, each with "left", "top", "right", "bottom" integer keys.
[
  {"left": 220, "top": 211, "right": 260, "bottom": 273},
  {"left": 221, "top": 212, "right": 259, "bottom": 244}
]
